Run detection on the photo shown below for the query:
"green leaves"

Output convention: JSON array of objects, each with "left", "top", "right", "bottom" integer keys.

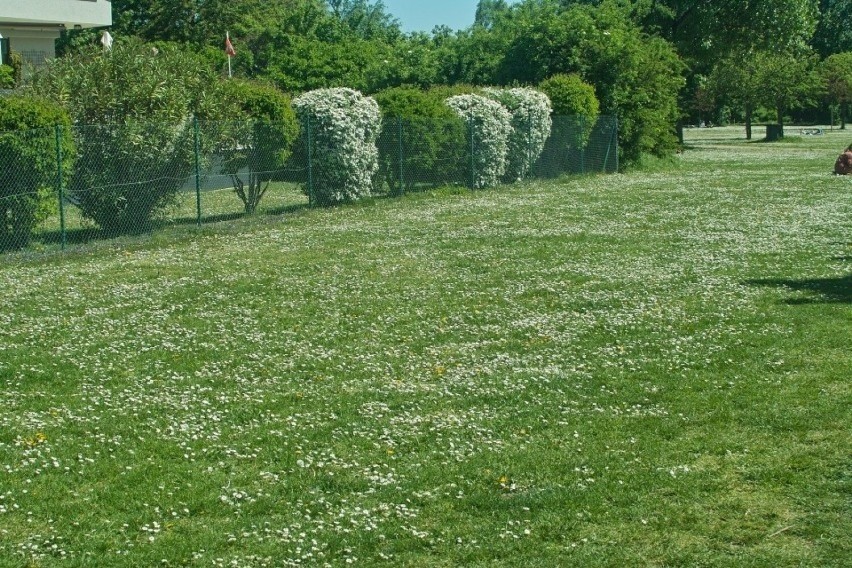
[
  {"left": 820, "top": 52, "right": 852, "bottom": 127},
  {"left": 539, "top": 73, "right": 600, "bottom": 148},
  {"left": 218, "top": 80, "right": 300, "bottom": 214},
  {"left": 0, "top": 96, "right": 72, "bottom": 250},
  {"left": 750, "top": 50, "right": 823, "bottom": 127},
  {"left": 33, "top": 40, "right": 231, "bottom": 234}
]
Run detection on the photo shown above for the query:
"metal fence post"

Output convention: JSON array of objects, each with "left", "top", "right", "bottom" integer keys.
[
  {"left": 397, "top": 116, "right": 404, "bottom": 196},
  {"left": 55, "top": 124, "right": 66, "bottom": 251},
  {"left": 602, "top": 117, "right": 616, "bottom": 173},
  {"left": 193, "top": 116, "right": 202, "bottom": 227},
  {"left": 580, "top": 116, "right": 586, "bottom": 175},
  {"left": 527, "top": 110, "right": 533, "bottom": 180},
  {"left": 614, "top": 118, "right": 619, "bottom": 172},
  {"left": 469, "top": 118, "right": 475, "bottom": 189},
  {"left": 306, "top": 118, "right": 314, "bottom": 207}
]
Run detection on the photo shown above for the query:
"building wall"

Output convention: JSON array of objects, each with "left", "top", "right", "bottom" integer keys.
[
  {"left": 0, "top": 0, "right": 112, "bottom": 69},
  {"left": 0, "top": 27, "right": 60, "bottom": 68},
  {"left": 0, "top": 1, "right": 112, "bottom": 28}
]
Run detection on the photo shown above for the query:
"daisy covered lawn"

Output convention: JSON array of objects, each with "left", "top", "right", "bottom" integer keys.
[{"left": 0, "top": 127, "right": 850, "bottom": 566}]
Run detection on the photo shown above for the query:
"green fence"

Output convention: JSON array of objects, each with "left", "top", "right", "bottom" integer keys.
[{"left": 0, "top": 115, "right": 617, "bottom": 254}]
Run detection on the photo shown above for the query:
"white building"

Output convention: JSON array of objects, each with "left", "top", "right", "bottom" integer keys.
[{"left": 0, "top": 0, "right": 112, "bottom": 68}]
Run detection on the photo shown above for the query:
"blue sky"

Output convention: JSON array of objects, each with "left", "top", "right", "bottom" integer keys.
[{"left": 381, "top": 0, "right": 516, "bottom": 33}]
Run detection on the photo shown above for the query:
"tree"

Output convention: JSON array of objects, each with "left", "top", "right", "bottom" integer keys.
[
  {"left": 492, "top": 0, "right": 567, "bottom": 85},
  {"left": 475, "top": 1, "right": 683, "bottom": 162},
  {"left": 692, "top": 75, "right": 717, "bottom": 126},
  {"left": 753, "top": 50, "right": 822, "bottom": 134},
  {"left": 564, "top": 3, "right": 685, "bottom": 161},
  {"left": 812, "top": 0, "right": 852, "bottom": 57},
  {"left": 33, "top": 39, "right": 231, "bottom": 234},
  {"left": 326, "top": 0, "right": 401, "bottom": 41},
  {"left": 364, "top": 34, "right": 442, "bottom": 91},
  {"left": 709, "top": 52, "right": 763, "bottom": 139},
  {"left": 609, "top": 0, "right": 820, "bottom": 65},
  {"left": 475, "top": 0, "right": 511, "bottom": 29},
  {"left": 242, "top": 1, "right": 424, "bottom": 93},
  {"left": 558, "top": 1, "right": 819, "bottom": 125},
  {"left": 108, "top": 0, "right": 314, "bottom": 47},
  {"left": 434, "top": 24, "right": 510, "bottom": 87},
  {"left": 820, "top": 52, "right": 852, "bottom": 129},
  {"left": 219, "top": 80, "right": 300, "bottom": 214}
]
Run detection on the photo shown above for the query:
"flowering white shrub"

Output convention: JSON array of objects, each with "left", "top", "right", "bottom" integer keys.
[
  {"left": 293, "top": 88, "right": 382, "bottom": 204},
  {"left": 483, "top": 87, "right": 552, "bottom": 182},
  {"left": 445, "top": 94, "right": 513, "bottom": 189}
]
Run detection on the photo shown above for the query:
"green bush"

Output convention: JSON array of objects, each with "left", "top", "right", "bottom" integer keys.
[
  {"left": 0, "top": 96, "right": 72, "bottom": 251},
  {"left": 373, "top": 86, "right": 467, "bottom": 193},
  {"left": 7, "top": 52, "right": 22, "bottom": 87},
  {"left": 604, "top": 35, "right": 684, "bottom": 163},
  {"left": 536, "top": 74, "right": 600, "bottom": 178},
  {"left": 33, "top": 39, "right": 228, "bottom": 235},
  {"left": 0, "top": 65, "right": 15, "bottom": 89},
  {"left": 218, "top": 80, "right": 299, "bottom": 214},
  {"left": 538, "top": 74, "right": 599, "bottom": 148}
]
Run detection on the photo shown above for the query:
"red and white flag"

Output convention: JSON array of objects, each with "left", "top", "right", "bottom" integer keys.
[{"left": 224, "top": 33, "right": 236, "bottom": 57}]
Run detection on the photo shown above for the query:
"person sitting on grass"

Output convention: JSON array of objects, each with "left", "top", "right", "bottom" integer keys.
[{"left": 835, "top": 144, "right": 852, "bottom": 175}]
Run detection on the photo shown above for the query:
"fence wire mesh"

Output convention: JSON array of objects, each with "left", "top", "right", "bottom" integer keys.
[{"left": 0, "top": 115, "right": 617, "bottom": 254}]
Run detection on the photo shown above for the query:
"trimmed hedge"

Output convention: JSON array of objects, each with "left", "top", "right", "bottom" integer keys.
[
  {"left": 446, "top": 94, "right": 513, "bottom": 189},
  {"left": 539, "top": 74, "right": 599, "bottom": 148},
  {"left": 0, "top": 96, "right": 72, "bottom": 250},
  {"left": 374, "top": 86, "right": 467, "bottom": 193},
  {"left": 482, "top": 87, "right": 552, "bottom": 182},
  {"left": 293, "top": 88, "right": 382, "bottom": 205}
]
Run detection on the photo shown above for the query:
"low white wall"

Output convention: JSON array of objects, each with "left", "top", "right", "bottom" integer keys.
[{"left": 0, "top": 0, "right": 112, "bottom": 28}]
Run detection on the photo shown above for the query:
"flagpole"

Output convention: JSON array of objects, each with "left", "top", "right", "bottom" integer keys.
[{"left": 226, "top": 31, "right": 232, "bottom": 78}]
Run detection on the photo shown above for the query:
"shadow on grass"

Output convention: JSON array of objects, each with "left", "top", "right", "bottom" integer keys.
[
  {"left": 746, "top": 273, "right": 852, "bottom": 305},
  {"left": 36, "top": 202, "right": 314, "bottom": 246},
  {"left": 172, "top": 211, "right": 248, "bottom": 226},
  {"left": 264, "top": 201, "right": 317, "bottom": 216},
  {"left": 38, "top": 226, "right": 104, "bottom": 247}
]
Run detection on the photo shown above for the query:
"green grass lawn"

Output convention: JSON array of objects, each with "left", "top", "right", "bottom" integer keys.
[{"left": 1, "top": 126, "right": 850, "bottom": 567}]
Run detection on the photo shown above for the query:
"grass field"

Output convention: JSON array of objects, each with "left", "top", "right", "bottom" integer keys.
[{"left": 1, "top": 126, "right": 850, "bottom": 567}]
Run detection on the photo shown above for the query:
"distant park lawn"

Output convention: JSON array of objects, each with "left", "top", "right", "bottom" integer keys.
[{"left": 0, "top": 126, "right": 849, "bottom": 567}]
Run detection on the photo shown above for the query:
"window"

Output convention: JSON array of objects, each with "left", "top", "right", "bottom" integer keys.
[{"left": 0, "top": 38, "right": 9, "bottom": 67}]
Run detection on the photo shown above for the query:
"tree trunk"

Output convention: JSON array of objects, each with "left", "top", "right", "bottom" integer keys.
[{"left": 745, "top": 105, "right": 753, "bottom": 140}]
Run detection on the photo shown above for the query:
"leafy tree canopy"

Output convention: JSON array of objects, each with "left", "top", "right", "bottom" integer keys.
[{"left": 812, "top": 0, "right": 852, "bottom": 57}]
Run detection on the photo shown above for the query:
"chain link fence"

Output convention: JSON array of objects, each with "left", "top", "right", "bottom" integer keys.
[{"left": 1, "top": 115, "right": 617, "bottom": 254}]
